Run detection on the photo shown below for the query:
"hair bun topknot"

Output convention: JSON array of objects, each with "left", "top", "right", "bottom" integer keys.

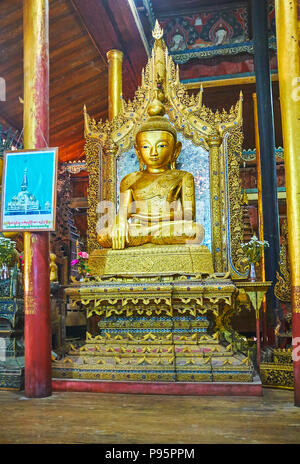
[{"left": 136, "top": 96, "right": 177, "bottom": 140}]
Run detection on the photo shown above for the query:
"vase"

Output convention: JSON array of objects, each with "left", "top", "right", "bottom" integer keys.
[{"left": 250, "top": 262, "right": 256, "bottom": 282}]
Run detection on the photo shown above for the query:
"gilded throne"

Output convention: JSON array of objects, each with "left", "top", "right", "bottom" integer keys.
[
  {"left": 85, "top": 24, "right": 248, "bottom": 280},
  {"left": 56, "top": 23, "right": 260, "bottom": 385}
]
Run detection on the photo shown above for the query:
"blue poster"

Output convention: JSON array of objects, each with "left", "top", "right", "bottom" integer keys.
[{"left": 1, "top": 148, "right": 58, "bottom": 231}]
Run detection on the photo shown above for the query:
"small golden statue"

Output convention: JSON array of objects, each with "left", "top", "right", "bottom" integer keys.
[
  {"left": 97, "top": 96, "right": 204, "bottom": 250},
  {"left": 49, "top": 253, "right": 58, "bottom": 282}
]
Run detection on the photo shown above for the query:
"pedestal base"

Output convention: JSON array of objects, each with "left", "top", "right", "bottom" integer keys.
[
  {"left": 88, "top": 244, "right": 214, "bottom": 277},
  {"left": 60, "top": 275, "right": 258, "bottom": 393},
  {"left": 52, "top": 377, "right": 262, "bottom": 396},
  {"left": 0, "top": 367, "right": 24, "bottom": 391}
]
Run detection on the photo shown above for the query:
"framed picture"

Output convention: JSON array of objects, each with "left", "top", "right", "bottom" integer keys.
[{"left": 0, "top": 148, "right": 58, "bottom": 232}]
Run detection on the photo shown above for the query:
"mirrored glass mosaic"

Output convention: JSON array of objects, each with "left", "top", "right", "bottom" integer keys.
[{"left": 176, "top": 132, "right": 211, "bottom": 250}]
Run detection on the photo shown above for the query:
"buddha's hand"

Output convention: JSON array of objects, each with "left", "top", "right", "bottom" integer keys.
[{"left": 111, "top": 220, "right": 129, "bottom": 250}]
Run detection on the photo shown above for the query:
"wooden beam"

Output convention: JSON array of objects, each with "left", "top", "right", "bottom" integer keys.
[
  {"left": 70, "top": 0, "right": 147, "bottom": 99},
  {"left": 184, "top": 73, "right": 279, "bottom": 90}
]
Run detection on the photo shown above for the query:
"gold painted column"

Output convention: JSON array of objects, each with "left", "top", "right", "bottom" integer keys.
[
  {"left": 23, "top": 0, "right": 52, "bottom": 398},
  {"left": 208, "top": 132, "right": 223, "bottom": 273},
  {"left": 103, "top": 50, "right": 123, "bottom": 207},
  {"left": 275, "top": 0, "right": 300, "bottom": 406},
  {"left": 107, "top": 50, "right": 123, "bottom": 121}
]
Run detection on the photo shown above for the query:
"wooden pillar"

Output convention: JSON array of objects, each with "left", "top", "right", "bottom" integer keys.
[
  {"left": 252, "top": 93, "right": 268, "bottom": 345},
  {"left": 251, "top": 0, "right": 280, "bottom": 315},
  {"left": 23, "top": 0, "right": 52, "bottom": 398},
  {"left": 275, "top": 0, "right": 300, "bottom": 407}
]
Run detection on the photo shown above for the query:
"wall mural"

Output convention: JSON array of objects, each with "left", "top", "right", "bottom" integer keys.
[
  {"left": 163, "top": 7, "right": 248, "bottom": 52},
  {"left": 158, "top": 0, "right": 276, "bottom": 64}
]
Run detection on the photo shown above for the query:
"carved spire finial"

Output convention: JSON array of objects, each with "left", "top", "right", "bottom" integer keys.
[{"left": 152, "top": 20, "right": 163, "bottom": 40}]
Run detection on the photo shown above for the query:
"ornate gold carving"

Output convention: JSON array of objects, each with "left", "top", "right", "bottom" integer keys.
[
  {"left": 152, "top": 20, "right": 163, "bottom": 40},
  {"left": 293, "top": 286, "right": 300, "bottom": 314},
  {"left": 85, "top": 137, "right": 102, "bottom": 252},
  {"left": 208, "top": 132, "right": 223, "bottom": 272},
  {"left": 226, "top": 123, "right": 248, "bottom": 278},
  {"left": 83, "top": 23, "right": 246, "bottom": 280},
  {"left": 62, "top": 25, "right": 254, "bottom": 384},
  {"left": 260, "top": 363, "right": 294, "bottom": 390},
  {"left": 273, "top": 348, "right": 292, "bottom": 364},
  {"left": 55, "top": 283, "right": 255, "bottom": 385},
  {"left": 274, "top": 220, "right": 291, "bottom": 302},
  {"left": 88, "top": 244, "right": 214, "bottom": 277}
]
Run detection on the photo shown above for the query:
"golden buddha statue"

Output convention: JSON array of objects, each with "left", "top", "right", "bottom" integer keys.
[{"left": 97, "top": 97, "right": 204, "bottom": 250}]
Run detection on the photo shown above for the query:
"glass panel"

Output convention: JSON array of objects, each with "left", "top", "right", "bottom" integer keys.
[
  {"left": 116, "top": 133, "right": 212, "bottom": 250},
  {"left": 176, "top": 133, "right": 211, "bottom": 250},
  {"left": 116, "top": 148, "right": 139, "bottom": 204}
]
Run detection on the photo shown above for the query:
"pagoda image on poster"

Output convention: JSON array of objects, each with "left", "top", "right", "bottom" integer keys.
[{"left": 0, "top": 148, "right": 58, "bottom": 232}]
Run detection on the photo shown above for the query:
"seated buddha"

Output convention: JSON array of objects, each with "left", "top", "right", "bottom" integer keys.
[{"left": 97, "top": 97, "right": 205, "bottom": 250}]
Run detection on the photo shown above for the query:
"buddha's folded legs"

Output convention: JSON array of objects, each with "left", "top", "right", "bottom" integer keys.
[
  {"left": 97, "top": 224, "right": 150, "bottom": 248},
  {"left": 140, "top": 220, "right": 204, "bottom": 245},
  {"left": 97, "top": 220, "right": 204, "bottom": 248}
]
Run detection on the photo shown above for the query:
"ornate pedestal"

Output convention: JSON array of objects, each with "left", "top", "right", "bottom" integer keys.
[
  {"left": 88, "top": 245, "right": 214, "bottom": 277},
  {"left": 260, "top": 348, "right": 294, "bottom": 390},
  {"left": 0, "top": 277, "right": 24, "bottom": 391},
  {"left": 52, "top": 272, "right": 262, "bottom": 395}
]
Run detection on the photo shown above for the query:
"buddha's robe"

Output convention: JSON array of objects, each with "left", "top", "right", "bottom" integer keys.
[{"left": 97, "top": 169, "right": 204, "bottom": 248}]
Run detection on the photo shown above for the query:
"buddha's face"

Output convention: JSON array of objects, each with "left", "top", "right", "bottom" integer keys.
[{"left": 135, "top": 130, "right": 181, "bottom": 172}]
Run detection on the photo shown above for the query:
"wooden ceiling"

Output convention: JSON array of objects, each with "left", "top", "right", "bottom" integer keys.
[
  {"left": 0, "top": 0, "right": 149, "bottom": 162},
  {"left": 0, "top": 0, "right": 281, "bottom": 163}
]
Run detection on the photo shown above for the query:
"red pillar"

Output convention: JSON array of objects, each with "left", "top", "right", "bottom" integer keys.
[
  {"left": 23, "top": 0, "right": 52, "bottom": 398},
  {"left": 256, "top": 317, "right": 261, "bottom": 369},
  {"left": 293, "top": 311, "right": 300, "bottom": 406}
]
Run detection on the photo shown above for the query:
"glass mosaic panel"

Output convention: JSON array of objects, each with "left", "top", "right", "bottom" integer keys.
[{"left": 116, "top": 132, "right": 212, "bottom": 250}]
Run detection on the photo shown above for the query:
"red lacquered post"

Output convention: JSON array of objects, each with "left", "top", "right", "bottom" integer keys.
[{"left": 23, "top": 0, "right": 52, "bottom": 398}]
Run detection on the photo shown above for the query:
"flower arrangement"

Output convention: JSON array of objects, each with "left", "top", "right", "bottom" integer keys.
[
  {"left": 241, "top": 235, "right": 269, "bottom": 264},
  {"left": 0, "top": 235, "right": 17, "bottom": 268},
  {"left": 71, "top": 251, "right": 90, "bottom": 278}
]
